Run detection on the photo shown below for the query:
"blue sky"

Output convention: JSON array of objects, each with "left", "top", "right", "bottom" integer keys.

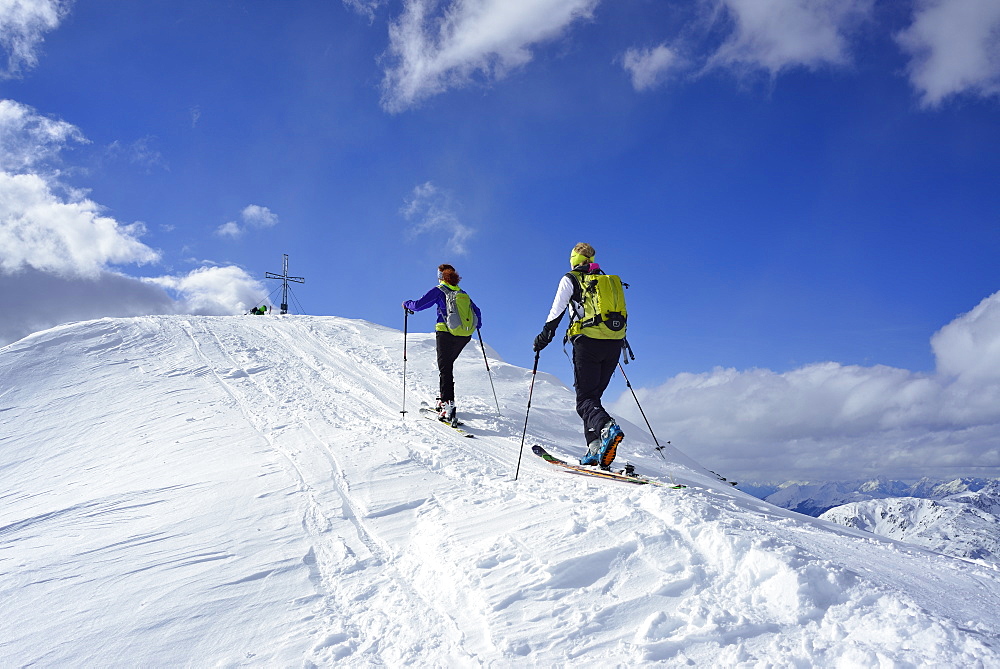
[{"left": 3, "top": 0, "right": 1000, "bottom": 482}]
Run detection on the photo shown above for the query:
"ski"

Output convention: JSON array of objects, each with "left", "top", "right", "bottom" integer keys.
[
  {"left": 532, "top": 445, "right": 685, "bottom": 488},
  {"left": 420, "top": 407, "right": 474, "bottom": 438},
  {"left": 709, "top": 469, "right": 738, "bottom": 486},
  {"left": 656, "top": 440, "right": 734, "bottom": 486}
]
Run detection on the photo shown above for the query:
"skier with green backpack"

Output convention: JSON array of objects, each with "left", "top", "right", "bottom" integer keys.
[
  {"left": 403, "top": 264, "right": 483, "bottom": 426},
  {"left": 533, "top": 243, "right": 628, "bottom": 470}
]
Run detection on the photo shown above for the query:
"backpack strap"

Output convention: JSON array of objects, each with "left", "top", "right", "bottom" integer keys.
[
  {"left": 564, "top": 268, "right": 602, "bottom": 313},
  {"left": 436, "top": 284, "right": 449, "bottom": 319},
  {"left": 563, "top": 271, "right": 583, "bottom": 306},
  {"left": 621, "top": 338, "right": 635, "bottom": 364},
  {"left": 561, "top": 272, "right": 581, "bottom": 350},
  {"left": 568, "top": 270, "right": 608, "bottom": 330}
]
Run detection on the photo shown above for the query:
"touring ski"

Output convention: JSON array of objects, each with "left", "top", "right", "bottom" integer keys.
[
  {"left": 420, "top": 406, "right": 474, "bottom": 438},
  {"left": 531, "top": 445, "right": 685, "bottom": 488}
]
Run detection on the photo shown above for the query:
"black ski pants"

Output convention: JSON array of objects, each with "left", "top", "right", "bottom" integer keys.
[
  {"left": 572, "top": 336, "right": 621, "bottom": 446},
  {"left": 436, "top": 330, "right": 471, "bottom": 403}
]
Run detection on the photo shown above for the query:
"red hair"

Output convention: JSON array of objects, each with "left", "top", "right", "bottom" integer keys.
[{"left": 438, "top": 264, "right": 461, "bottom": 286}]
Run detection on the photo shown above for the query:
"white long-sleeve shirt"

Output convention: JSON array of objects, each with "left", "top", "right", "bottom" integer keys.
[{"left": 545, "top": 274, "right": 584, "bottom": 324}]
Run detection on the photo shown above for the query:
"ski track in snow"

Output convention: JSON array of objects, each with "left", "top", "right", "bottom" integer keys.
[
  {"left": 1, "top": 315, "right": 999, "bottom": 666},
  {"left": 176, "top": 318, "right": 487, "bottom": 662}
]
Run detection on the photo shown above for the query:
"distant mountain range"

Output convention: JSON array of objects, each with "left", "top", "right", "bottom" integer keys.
[
  {"left": 743, "top": 478, "right": 1000, "bottom": 565},
  {"left": 741, "top": 477, "right": 995, "bottom": 517},
  {"left": 820, "top": 481, "right": 1000, "bottom": 564}
]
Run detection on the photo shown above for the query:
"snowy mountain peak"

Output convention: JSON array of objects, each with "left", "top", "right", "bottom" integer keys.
[{"left": 3, "top": 315, "right": 1000, "bottom": 665}]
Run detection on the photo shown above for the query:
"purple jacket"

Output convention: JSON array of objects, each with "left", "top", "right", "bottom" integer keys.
[{"left": 404, "top": 284, "right": 484, "bottom": 330}]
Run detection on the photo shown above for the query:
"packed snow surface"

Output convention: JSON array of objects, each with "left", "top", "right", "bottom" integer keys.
[{"left": 1, "top": 315, "right": 999, "bottom": 666}]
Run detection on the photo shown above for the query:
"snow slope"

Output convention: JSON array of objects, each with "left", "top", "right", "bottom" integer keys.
[{"left": 1, "top": 315, "right": 999, "bottom": 666}]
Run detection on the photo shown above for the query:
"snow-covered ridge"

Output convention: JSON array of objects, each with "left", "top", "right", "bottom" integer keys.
[{"left": 2, "top": 315, "right": 999, "bottom": 665}]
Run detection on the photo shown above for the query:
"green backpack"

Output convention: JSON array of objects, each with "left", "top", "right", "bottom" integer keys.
[
  {"left": 438, "top": 285, "right": 478, "bottom": 337},
  {"left": 566, "top": 270, "right": 627, "bottom": 340}
]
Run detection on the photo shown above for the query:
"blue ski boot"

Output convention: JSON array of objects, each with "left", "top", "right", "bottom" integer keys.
[
  {"left": 579, "top": 439, "right": 601, "bottom": 466},
  {"left": 598, "top": 421, "right": 624, "bottom": 470}
]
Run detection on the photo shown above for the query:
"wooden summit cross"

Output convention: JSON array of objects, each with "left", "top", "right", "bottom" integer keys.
[{"left": 266, "top": 254, "right": 305, "bottom": 314}]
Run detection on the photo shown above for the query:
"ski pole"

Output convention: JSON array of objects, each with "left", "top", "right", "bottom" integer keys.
[
  {"left": 617, "top": 362, "right": 667, "bottom": 461},
  {"left": 478, "top": 328, "right": 502, "bottom": 417},
  {"left": 401, "top": 308, "right": 414, "bottom": 419},
  {"left": 514, "top": 351, "right": 540, "bottom": 480}
]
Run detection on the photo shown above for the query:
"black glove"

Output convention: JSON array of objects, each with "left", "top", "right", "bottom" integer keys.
[{"left": 533, "top": 326, "right": 555, "bottom": 352}]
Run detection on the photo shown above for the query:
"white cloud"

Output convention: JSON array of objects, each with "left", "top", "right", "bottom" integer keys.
[
  {"left": 368, "top": 1, "right": 998, "bottom": 110},
  {"left": 0, "top": 268, "right": 175, "bottom": 345},
  {"left": 0, "top": 98, "right": 86, "bottom": 172},
  {"left": 931, "top": 290, "right": 1000, "bottom": 382},
  {"left": 0, "top": 171, "right": 160, "bottom": 278},
  {"left": 402, "top": 181, "right": 473, "bottom": 255},
  {"left": 215, "top": 204, "right": 279, "bottom": 239},
  {"left": 622, "top": 44, "right": 680, "bottom": 91},
  {"left": 215, "top": 221, "right": 242, "bottom": 238},
  {"left": 896, "top": 0, "right": 1000, "bottom": 107},
  {"left": 709, "top": 0, "right": 874, "bottom": 75},
  {"left": 145, "top": 265, "right": 267, "bottom": 315},
  {"left": 613, "top": 291, "right": 1000, "bottom": 483},
  {"left": 0, "top": 0, "right": 71, "bottom": 78},
  {"left": 241, "top": 204, "right": 278, "bottom": 228},
  {"left": 0, "top": 100, "right": 263, "bottom": 346},
  {"left": 0, "top": 264, "right": 268, "bottom": 346},
  {"left": 106, "top": 136, "right": 166, "bottom": 173},
  {"left": 616, "top": 1, "right": 875, "bottom": 93},
  {"left": 1, "top": 101, "right": 158, "bottom": 278},
  {"left": 381, "top": 0, "right": 599, "bottom": 112},
  {"left": 342, "top": 0, "right": 386, "bottom": 23}
]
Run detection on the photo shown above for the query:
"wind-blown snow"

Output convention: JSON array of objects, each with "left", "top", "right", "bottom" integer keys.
[{"left": 1, "top": 315, "right": 998, "bottom": 665}]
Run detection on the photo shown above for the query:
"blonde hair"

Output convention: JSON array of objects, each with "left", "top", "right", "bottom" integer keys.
[{"left": 572, "top": 242, "right": 595, "bottom": 258}]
